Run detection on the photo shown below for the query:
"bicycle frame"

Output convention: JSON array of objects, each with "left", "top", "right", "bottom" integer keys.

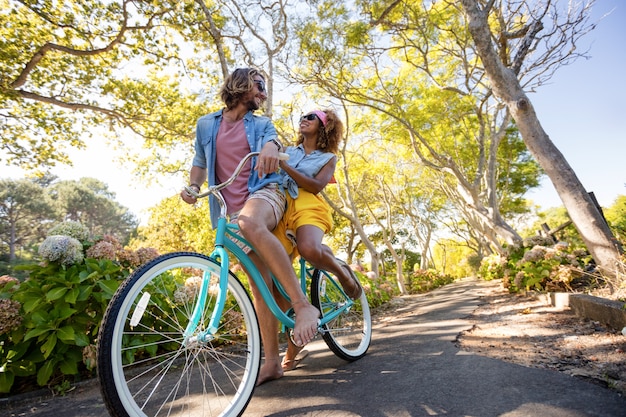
[{"left": 182, "top": 151, "right": 355, "bottom": 343}]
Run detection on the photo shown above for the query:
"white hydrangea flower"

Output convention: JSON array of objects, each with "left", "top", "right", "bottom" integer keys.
[
  {"left": 39, "top": 235, "right": 84, "bottom": 266},
  {"left": 47, "top": 220, "right": 90, "bottom": 242}
]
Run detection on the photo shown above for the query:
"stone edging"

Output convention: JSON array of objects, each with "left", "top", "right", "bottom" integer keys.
[{"left": 544, "top": 292, "right": 626, "bottom": 332}]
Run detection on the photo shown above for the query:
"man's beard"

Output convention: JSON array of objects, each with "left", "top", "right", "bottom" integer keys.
[{"left": 246, "top": 96, "right": 262, "bottom": 112}]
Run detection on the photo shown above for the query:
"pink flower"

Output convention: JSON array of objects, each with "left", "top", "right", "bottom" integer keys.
[{"left": 86, "top": 241, "right": 117, "bottom": 260}]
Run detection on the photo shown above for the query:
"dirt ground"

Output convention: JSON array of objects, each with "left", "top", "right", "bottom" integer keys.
[{"left": 455, "top": 281, "right": 626, "bottom": 397}]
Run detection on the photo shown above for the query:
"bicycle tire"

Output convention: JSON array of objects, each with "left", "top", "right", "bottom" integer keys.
[
  {"left": 97, "top": 252, "right": 261, "bottom": 417},
  {"left": 310, "top": 261, "right": 372, "bottom": 361}
]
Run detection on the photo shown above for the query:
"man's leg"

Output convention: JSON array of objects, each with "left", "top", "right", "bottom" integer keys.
[
  {"left": 238, "top": 198, "right": 320, "bottom": 347},
  {"left": 244, "top": 253, "right": 284, "bottom": 385}
]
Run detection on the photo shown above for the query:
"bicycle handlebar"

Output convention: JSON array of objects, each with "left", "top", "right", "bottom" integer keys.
[{"left": 183, "top": 151, "right": 289, "bottom": 200}]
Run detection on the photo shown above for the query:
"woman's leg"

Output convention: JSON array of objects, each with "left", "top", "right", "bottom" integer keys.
[{"left": 296, "top": 225, "right": 362, "bottom": 299}]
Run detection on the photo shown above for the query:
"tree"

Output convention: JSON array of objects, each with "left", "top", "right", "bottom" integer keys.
[
  {"left": 1, "top": 0, "right": 209, "bottom": 173},
  {"left": 48, "top": 178, "right": 138, "bottom": 242},
  {"left": 459, "top": 0, "right": 623, "bottom": 283},
  {"left": 129, "top": 195, "right": 215, "bottom": 254},
  {"left": 0, "top": 179, "right": 55, "bottom": 261},
  {"left": 286, "top": 1, "right": 544, "bottom": 256},
  {"left": 322, "top": 108, "right": 384, "bottom": 278},
  {"left": 1, "top": 0, "right": 294, "bottom": 181}
]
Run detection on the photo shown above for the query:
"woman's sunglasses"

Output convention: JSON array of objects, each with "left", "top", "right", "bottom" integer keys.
[{"left": 299, "top": 114, "right": 318, "bottom": 122}]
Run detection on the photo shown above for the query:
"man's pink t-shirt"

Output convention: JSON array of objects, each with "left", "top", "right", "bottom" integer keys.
[{"left": 215, "top": 119, "right": 251, "bottom": 214}]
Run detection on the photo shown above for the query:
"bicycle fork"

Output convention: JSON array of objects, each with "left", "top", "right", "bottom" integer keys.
[{"left": 182, "top": 247, "right": 230, "bottom": 347}]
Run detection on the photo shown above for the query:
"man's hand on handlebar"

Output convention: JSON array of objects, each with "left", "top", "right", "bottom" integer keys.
[
  {"left": 256, "top": 141, "right": 281, "bottom": 178},
  {"left": 180, "top": 152, "right": 288, "bottom": 204},
  {"left": 181, "top": 184, "right": 200, "bottom": 204}
]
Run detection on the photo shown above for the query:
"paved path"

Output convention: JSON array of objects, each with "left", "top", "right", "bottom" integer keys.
[{"left": 3, "top": 279, "right": 625, "bottom": 416}]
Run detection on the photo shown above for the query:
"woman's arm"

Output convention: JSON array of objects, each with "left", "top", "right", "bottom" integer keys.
[{"left": 280, "top": 156, "right": 336, "bottom": 194}]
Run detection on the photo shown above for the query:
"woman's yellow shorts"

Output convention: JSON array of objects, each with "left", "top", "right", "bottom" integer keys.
[{"left": 273, "top": 189, "right": 333, "bottom": 256}]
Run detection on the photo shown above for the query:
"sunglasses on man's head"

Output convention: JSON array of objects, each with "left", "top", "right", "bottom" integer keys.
[
  {"left": 253, "top": 79, "right": 266, "bottom": 93},
  {"left": 300, "top": 113, "right": 318, "bottom": 122}
]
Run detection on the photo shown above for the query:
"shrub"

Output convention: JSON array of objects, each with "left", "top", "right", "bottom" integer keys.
[
  {"left": 407, "top": 269, "right": 455, "bottom": 294},
  {"left": 479, "top": 238, "right": 592, "bottom": 293},
  {"left": 358, "top": 271, "right": 396, "bottom": 309},
  {"left": 47, "top": 220, "right": 90, "bottom": 242},
  {"left": 1, "top": 258, "right": 123, "bottom": 393},
  {"left": 478, "top": 254, "right": 507, "bottom": 281},
  {"left": 0, "top": 222, "right": 159, "bottom": 394}
]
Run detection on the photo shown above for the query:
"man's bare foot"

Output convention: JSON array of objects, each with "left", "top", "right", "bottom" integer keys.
[
  {"left": 256, "top": 357, "right": 283, "bottom": 386},
  {"left": 292, "top": 299, "right": 320, "bottom": 347}
]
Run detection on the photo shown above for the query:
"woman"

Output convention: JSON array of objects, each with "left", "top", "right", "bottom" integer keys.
[{"left": 275, "top": 109, "right": 362, "bottom": 370}]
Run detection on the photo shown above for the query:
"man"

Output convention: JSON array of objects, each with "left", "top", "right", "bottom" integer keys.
[{"left": 180, "top": 67, "right": 319, "bottom": 385}]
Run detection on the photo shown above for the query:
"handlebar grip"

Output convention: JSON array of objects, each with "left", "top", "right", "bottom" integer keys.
[{"left": 183, "top": 186, "right": 199, "bottom": 198}]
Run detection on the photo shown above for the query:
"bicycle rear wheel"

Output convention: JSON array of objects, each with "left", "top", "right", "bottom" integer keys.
[
  {"left": 97, "top": 252, "right": 260, "bottom": 417},
  {"left": 311, "top": 262, "right": 372, "bottom": 361}
]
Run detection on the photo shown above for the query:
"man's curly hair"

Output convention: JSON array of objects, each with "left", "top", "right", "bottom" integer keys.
[{"left": 220, "top": 68, "right": 265, "bottom": 110}]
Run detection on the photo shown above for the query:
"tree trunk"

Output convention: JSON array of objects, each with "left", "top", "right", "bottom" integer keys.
[
  {"left": 461, "top": 0, "right": 623, "bottom": 280},
  {"left": 9, "top": 219, "right": 17, "bottom": 262}
]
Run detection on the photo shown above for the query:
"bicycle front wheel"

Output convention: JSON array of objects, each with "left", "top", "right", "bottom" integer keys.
[
  {"left": 97, "top": 252, "right": 261, "bottom": 417},
  {"left": 311, "top": 264, "right": 372, "bottom": 361}
]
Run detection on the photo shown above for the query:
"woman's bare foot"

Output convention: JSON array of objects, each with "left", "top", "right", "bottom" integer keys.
[
  {"left": 256, "top": 357, "right": 283, "bottom": 386},
  {"left": 282, "top": 349, "right": 309, "bottom": 371},
  {"left": 292, "top": 299, "right": 320, "bottom": 347},
  {"left": 281, "top": 336, "right": 308, "bottom": 371},
  {"left": 337, "top": 260, "right": 362, "bottom": 300}
]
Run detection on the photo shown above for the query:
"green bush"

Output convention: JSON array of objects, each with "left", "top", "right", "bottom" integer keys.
[
  {"left": 479, "top": 236, "right": 592, "bottom": 293},
  {"left": 358, "top": 271, "right": 396, "bottom": 308},
  {"left": 0, "top": 221, "right": 158, "bottom": 394},
  {"left": 407, "top": 269, "right": 455, "bottom": 294}
]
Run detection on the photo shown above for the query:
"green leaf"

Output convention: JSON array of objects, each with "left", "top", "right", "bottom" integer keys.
[
  {"left": 41, "top": 334, "right": 58, "bottom": 359},
  {"left": 64, "top": 286, "right": 80, "bottom": 303},
  {"left": 24, "top": 327, "right": 51, "bottom": 341},
  {"left": 12, "top": 360, "right": 37, "bottom": 377},
  {"left": 5, "top": 341, "right": 31, "bottom": 361},
  {"left": 22, "top": 297, "right": 42, "bottom": 314},
  {"left": 0, "top": 371, "right": 15, "bottom": 393},
  {"left": 59, "top": 359, "right": 78, "bottom": 375},
  {"left": 46, "top": 287, "right": 69, "bottom": 302},
  {"left": 31, "top": 310, "right": 50, "bottom": 326},
  {"left": 37, "top": 360, "right": 55, "bottom": 386},
  {"left": 74, "top": 333, "right": 90, "bottom": 347},
  {"left": 65, "top": 271, "right": 81, "bottom": 285},
  {"left": 76, "top": 285, "right": 93, "bottom": 302},
  {"left": 98, "top": 279, "right": 121, "bottom": 296},
  {"left": 57, "top": 305, "right": 78, "bottom": 321},
  {"left": 57, "top": 326, "right": 75, "bottom": 343}
]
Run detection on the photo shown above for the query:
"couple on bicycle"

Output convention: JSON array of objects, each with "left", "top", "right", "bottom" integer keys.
[{"left": 180, "top": 67, "right": 362, "bottom": 386}]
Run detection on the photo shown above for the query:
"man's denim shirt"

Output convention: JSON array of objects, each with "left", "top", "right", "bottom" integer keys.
[{"left": 192, "top": 109, "right": 281, "bottom": 228}]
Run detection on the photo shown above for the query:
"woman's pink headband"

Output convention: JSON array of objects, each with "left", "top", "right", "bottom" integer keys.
[{"left": 311, "top": 110, "right": 327, "bottom": 126}]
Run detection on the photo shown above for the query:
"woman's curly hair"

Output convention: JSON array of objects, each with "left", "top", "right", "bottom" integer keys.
[{"left": 296, "top": 109, "right": 344, "bottom": 154}]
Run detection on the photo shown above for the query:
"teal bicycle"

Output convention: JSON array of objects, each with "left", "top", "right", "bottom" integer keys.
[{"left": 97, "top": 152, "right": 372, "bottom": 417}]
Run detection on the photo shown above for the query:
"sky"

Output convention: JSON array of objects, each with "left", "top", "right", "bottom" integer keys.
[
  {"left": 526, "top": 1, "right": 626, "bottom": 210},
  {"left": 3, "top": 1, "right": 625, "bottom": 224}
]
